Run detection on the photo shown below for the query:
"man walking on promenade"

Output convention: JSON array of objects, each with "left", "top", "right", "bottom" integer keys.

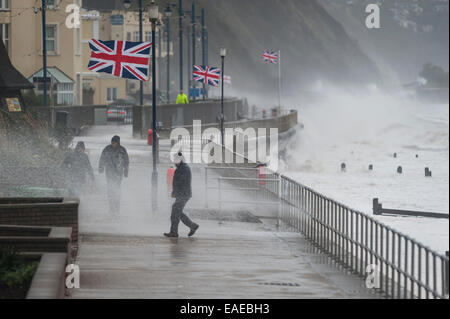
[
  {"left": 164, "top": 152, "right": 199, "bottom": 238},
  {"left": 61, "top": 141, "right": 94, "bottom": 196},
  {"left": 99, "top": 135, "right": 129, "bottom": 215}
]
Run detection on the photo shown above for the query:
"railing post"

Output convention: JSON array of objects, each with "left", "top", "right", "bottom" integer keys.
[
  {"left": 205, "top": 167, "right": 208, "bottom": 208},
  {"left": 445, "top": 251, "right": 449, "bottom": 296},
  {"left": 373, "top": 198, "right": 382, "bottom": 215}
]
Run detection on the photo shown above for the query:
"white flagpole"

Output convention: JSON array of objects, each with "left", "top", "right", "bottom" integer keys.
[{"left": 278, "top": 50, "right": 282, "bottom": 110}]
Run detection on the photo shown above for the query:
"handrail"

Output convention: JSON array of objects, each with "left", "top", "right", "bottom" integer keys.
[{"left": 209, "top": 140, "right": 449, "bottom": 299}]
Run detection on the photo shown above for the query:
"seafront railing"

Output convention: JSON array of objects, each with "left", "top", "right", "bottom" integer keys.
[
  {"left": 270, "top": 175, "right": 449, "bottom": 299},
  {"left": 212, "top": 142, "right": 449, "bottom": 299}
]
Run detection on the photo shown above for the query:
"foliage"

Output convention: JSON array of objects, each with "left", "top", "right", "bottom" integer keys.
[
  {"left": 419, "top": 63, "right": 449, "bottom": 88},
  {"left": 0, "top": 248, "right": 39, "bottom": 298},
  {"left": 0, "top": 109, "right": 67, "bottom": 168},
  {"left": 21, "top": 90, "right": 55, "bottom": 107}
]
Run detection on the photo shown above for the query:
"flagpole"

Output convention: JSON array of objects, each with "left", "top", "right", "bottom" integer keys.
[{"left": 278, "top": 50, "right": 281, "bottom": 110}]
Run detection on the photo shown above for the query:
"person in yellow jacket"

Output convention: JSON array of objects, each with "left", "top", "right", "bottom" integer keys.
[{"left": 176, "top": 90, "right": 189, "bottom": 104}]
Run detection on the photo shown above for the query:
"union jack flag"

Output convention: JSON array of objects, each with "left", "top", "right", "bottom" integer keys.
[
  {"left": 262, "top": 51, "right": 279, "bottom": 64},
  {"left": 193, "top": 65, "right": 221, "bottom": 87},
  {"left": 88, "top": 39, "right": 152, "bottom": 82}
]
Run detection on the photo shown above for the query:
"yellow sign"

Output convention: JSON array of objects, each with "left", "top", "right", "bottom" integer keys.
[{"left": 5, "top": 98, "right": 22, "bottom": 112}]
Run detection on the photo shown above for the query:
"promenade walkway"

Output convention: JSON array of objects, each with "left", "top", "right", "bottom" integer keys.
[{"left": 68, "top": 125, "right": 379, "bottom": 299}]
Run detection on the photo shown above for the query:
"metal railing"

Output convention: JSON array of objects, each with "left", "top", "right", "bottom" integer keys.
[
  {"left": 204, "top": 166, "right": 280, "bottom": 212},
  {"left": 266, "top": 175, "right": 449, "bottom": 299},
  {"left": 208, "top": 142, "right": 449, "bottom": 299}
]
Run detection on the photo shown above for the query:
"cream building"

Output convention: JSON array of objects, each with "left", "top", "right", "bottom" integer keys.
[{"left": 0, "top": 0, "right": 164, "bottom": 106}]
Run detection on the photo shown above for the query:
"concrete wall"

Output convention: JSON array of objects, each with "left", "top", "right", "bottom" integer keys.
[
  {"left": 0, "top": 198, "right": 79, "bottom": 244},
  {"left": 31, "top": 105, "right": 108, "bottom": 132},
  {"left": 166, "top": 109, "right": 298, "bottom": 137},
  {"left": 135, "top": 98, "right": 247, "bottom": 138}
]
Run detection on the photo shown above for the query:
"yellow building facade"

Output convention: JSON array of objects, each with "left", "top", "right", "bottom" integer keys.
[{"left": 0, "top": 0, "right": 161, "bottom": 106}]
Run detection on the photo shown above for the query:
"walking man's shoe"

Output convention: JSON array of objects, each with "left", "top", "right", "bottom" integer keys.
[
  {"left": 188, "top": 224, "right": 199, "bottom": 237},
  {"left": 164, "top": 232, "right": 179, "bottom": 238}
]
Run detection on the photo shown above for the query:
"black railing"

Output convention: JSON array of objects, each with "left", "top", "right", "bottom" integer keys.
[{"left": 213, "top": 142, "right": 449, "bottom": 299}]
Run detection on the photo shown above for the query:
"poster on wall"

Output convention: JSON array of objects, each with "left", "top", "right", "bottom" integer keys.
[{"left": 5, "top": 98, "right": 22, "bottom": 112}]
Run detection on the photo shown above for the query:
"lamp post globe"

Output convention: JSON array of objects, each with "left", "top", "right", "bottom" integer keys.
[
  {"left": 149, "top": 1, "right": 159, "bottom": 22},
  {"left": 220, "top": 47, "right": 227, "bottom": 58},
  {"left": 124, "top": 0, "right": 132, "bottom": 9}
]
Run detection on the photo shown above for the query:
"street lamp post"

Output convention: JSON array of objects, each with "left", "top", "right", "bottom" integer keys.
[
  {"left": 124, "top": 0, "right": 144, "bottom": 106},
  {"left": 158, "top": 22, "right": 162, "bottom": 98},
  {"left": 201, "top": 8, "right": 206, "bottom": 100},
  {"left": 149, "top": 1, "right": 159, "bottom": 210},
  {"left": 178, "top": 0, "right": 183, "bottom": 91},
  {"left": 220, "top": 48, "right": 226, "bottom": 146},
  {"left": 41, "top": 0, "right": 47, "bottom": 107},
  {"left": 165, "top": 5, "right": 173, "bottom": 103},
  {"left": 191, "top": 1, "right": 196, "bottom": 101},
  {"left": 186, "top": 21, "right": 191, "bottom": 98}
]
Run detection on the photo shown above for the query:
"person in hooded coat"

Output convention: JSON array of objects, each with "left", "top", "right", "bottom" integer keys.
[
  {"left": 164, "top": 152, "right": 199, "bottom": 238},
  {"left": 61, "top": 141, "right": 94, "bottom": 196},
  {"left": 98, "top": 135, "right": 129, "bottom": 214}
]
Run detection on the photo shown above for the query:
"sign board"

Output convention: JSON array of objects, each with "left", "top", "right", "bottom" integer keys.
[
  {"left": 5, "top": 97, "right": 22, "bottom": 112},
  {"left": 190, "top": 88, "right": 200, "bottom": 98},
  {"left": 33, "top": 77, "right": 51, "bottom": 83}
]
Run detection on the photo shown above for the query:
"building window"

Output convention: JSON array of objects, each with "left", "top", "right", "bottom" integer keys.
[
  {"left": 126, "top": 32, "right": 131, "bottom": 41},
  {"left": 107, "top": 87, "right": 117, "bottom": 102},
  {"left": 46, "top": 0, "right": 58, "bottom": 9},
  {"left": 57, "top": 83, "right": 74, "bottom": 105},
  {"left": 0, "top": 24, "right": 9, "bottom": 54},
  {"left": 133, "top": 31, "right": 139, "bottom": 42},
  {"left": 0, "top": 0, "right": 9, "bottom": 10},
  {"left": 145, "top": 31, "right": 151, "bottom": 43},
  {"left": 45, "top": 24, "right": 58, "bottom": 54}
]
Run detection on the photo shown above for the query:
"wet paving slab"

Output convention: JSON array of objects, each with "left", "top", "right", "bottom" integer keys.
[{"left": 69, "top": 125, "right": 382, "bottom": 299}]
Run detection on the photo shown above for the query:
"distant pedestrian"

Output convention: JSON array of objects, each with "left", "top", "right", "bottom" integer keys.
[
  {"left": 99, "top": 135, "right": 129, "bottom": 215},
  {"left": 164, "top": 152, "right": 199, "bottom": 238},
  {"left": 61, "top": 141, "right": 94, "bottom": 196},
  {"left": 176, "top": 90, "right": 189, "bottom": 104}
]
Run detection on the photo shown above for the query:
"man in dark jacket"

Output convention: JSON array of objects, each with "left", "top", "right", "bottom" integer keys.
[
  {"left": 164, "top": 152, "right": 199, "bottom": 238},
  {"left": 61, "top": 141, "right": 94, "bottom": 196},
  {"left": 99, "top": 135, "right": 129, "bottom": 214}
]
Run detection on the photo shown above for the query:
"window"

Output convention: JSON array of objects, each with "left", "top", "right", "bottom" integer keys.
[
  {"left": 0, "top": 0, "right": 9, "bottom": 10},
  {"left": 126, "top": 32, "right": 131, "bottom": 41},
  {"left": 133, "top": 31, "right": 139, "bottom": 42},
  {"left": 45, "top": 24, "right": 58, "bottom": 54},
  {"left": 0, "top": 24, "right": 9, "bottom": 54},
  {"left": 57, "top": 83, "right": 74, "bottom": 105},
  {"left": 46, "top": 0, "right": 58, "bottom": 9},
  {"left": 145, "top": 31, "right": 151, "bottom": 43},
  {"left": 107, "top": 88, "right": 117, "bottom": 102}
]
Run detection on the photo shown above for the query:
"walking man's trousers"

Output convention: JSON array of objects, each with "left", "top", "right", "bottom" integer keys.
[
  {"left": 107, "top": 176, "right": 122, "bottom": 214},
  {"left": 170, "top": 197, "right": 194, "bottom": 234}
]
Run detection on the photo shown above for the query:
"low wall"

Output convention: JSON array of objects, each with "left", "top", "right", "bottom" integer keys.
[
  {"left": 168, "top": 110, "right": 298, "bottom": 137},
  {"left": 26, "top": 253, "right": 68, "bottom": 299},
  {"left": 135, "top": 98, "right": 247, "bottom": 138},
  {"left": 30, "top": 105, "right": 108, "bottom": 133},
  {"left": 0, "top": 198, "right": 79, "bottom": 244}
]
